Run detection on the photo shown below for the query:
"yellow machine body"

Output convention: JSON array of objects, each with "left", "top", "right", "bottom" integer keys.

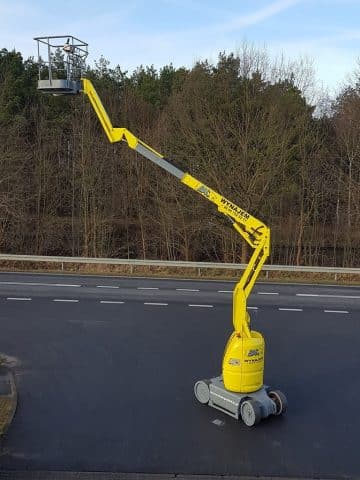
[
  {"left": 80, "top": 78, "right": 271, "bottom": 394},
  {"left": 222, "top": 331, "right": 264, "bottom": 392},
  {"left": 36, "top": 40, "right": 288, "bottom": 425}
]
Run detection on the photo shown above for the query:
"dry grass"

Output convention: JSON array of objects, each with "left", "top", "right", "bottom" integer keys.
[
  {"left": 0, "top": 359, "right": 17, "bottom": 437},
  {"left": 0, "top": 396, "right": 16, "bottom": 435}
]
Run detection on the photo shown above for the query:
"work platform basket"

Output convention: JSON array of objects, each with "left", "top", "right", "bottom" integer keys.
[{"left": 34, "top": 35, "right": 88, "bottom": 95}]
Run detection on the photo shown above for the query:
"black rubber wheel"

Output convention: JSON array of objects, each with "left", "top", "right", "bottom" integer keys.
[
  {"left": 268, "top": 389, "right": 288, "bottom": 415},
  {"left": 240, "top": 399, "right": 262, "bottom": 427}
]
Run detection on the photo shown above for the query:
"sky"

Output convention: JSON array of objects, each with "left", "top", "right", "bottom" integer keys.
[{"left": 1, "top": 0, "right": 360, "bottom": 97}]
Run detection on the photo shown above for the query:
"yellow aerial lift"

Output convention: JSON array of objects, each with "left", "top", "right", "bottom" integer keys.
[{"left": 34, "top": 36, "right": 287, "bottom": 426}]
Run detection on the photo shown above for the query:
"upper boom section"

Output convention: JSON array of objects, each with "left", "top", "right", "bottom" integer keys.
[
  {"left": 36, "top": 41, "right": 270, "bottom": 333},
  {"left": 81, "top": 78, "right": 268, "bottom": 251},
  {"left": 81, "top": 77, "right": 270, "bottom": 334}
]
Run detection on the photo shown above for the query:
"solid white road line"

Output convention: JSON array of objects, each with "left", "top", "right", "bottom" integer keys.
[
  {"left": 0, "top": 282, "right": 81, "bottom": 287},
  {"left": 188, "top": 304, "right": 213, "bottom": 308},
  {"left": 324, "top": 310, "right": 349, "bottom": 314},
  {"left": 53, "top": 299, "right": 79, "bottom": 303},
  {"left": 297, "top": 293, "right": 360, "bottom": 299},
  {"left": 100, "top": 301, "right": 125, "bottom": 304},
  {"left": 6, "top": 297, "right": 32, "bottom": 301},
  {"left": 144, "top": 302, "right": 168, "bottom": 306},
  {"left": 278, "top": 308, "right": 303, "bottom": 311}
]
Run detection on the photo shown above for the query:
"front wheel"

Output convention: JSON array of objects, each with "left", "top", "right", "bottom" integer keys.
[
  {"left": 268, "top": 390, "right": 288, "bottom": 415},
  {"left": 240, "top": 399, "right": 262, "bottom": 427},
  {"left": 194, "top": 380, "right": 210, "bottom": 405}
]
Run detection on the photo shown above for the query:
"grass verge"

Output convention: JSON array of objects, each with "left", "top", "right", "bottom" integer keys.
[
  {"left": 0, "top": 260, "right": 358, "bottom": 284},
  {"left": 0, "top": 362, "right": 17, "bottom": 437}
]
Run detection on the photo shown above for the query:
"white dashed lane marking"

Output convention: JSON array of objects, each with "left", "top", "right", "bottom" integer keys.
[
  {"left": 100, "top": 301, "right": 125, "bottom": 304},
  {"left": 0, "top": 296, "right": 355, "bottom": 315},
  {"left": 144, "top": 302, "right": 168, "bottom": 306},
  {"left": 53, "top": 299, "right": 79, "bottom": 303},
  {"left": 138, "top": 287, "right": 159, "bottom": 290},
  {"left": 218, "top": 290, "right": 232, "bottom": 293},
  {"left": 176, "top": 288, "right": 200, "bottom": 292},
  {"left": 6, "top": 297, "right": 32, "bottom": 301},
  {"left": 278, "top": 308, "right": 303, "bottom": 312},
  {"left": 96, "top": 285, "right": 119, "bottom": 289}
]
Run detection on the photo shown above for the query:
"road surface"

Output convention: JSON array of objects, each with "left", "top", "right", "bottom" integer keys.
[{"left": 0, "top": 272, "right": 359, "bottom": 479}]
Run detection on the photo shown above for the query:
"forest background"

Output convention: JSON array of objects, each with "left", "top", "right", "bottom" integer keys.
[{"left": 0, "top": 45, "right": 359, "bottom": 267}]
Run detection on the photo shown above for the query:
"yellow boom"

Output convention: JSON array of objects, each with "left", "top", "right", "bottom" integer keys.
[
  {"left": 82, "top": 78, "right": 269, "bottom": 392},
  {"left": 34, "top": 34, "right": 289, "bottom": 421}
]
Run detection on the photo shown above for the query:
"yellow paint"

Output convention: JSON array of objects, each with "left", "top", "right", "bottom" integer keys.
[
  {"left": 81, "top": 78, "right": 271, "bottom": 394},
  {"left": 222, "top": 331, "right": 264, "bottom": 392}
]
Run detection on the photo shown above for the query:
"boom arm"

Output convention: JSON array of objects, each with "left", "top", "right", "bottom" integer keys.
[{"left": 82, "top": 78, "right": 270, "bottom": 337}]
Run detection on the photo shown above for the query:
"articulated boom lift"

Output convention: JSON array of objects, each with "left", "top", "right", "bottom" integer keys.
[{"left": 35, "top": 36, "right": 287, "bottom": 426}]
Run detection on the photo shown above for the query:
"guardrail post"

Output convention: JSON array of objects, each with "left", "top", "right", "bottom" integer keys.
[
  {"left": 266, "top": 270, "right": 269, "bottom": 280},
  {"left": 198, "top": 267, "right": 201, "bottom": 277},
  {"left": 335, "top": 273, "right": 338, "bottom": 281},
  {"left": 61, "top": 262, "right": 64, "bottom": 271}
]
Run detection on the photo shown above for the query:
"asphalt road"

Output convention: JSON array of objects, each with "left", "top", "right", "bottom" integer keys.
[{"left": 0, "top": 272, "right": 359, "bottom": 479}]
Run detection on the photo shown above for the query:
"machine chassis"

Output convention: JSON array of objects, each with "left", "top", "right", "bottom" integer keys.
[{"left": 194, "top": 376, "right": 287, "bottom": 426}]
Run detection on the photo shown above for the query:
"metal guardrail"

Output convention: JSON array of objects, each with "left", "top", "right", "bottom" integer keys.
[{"left": 0, "top": 254, "right": 358, "bottom": 279}]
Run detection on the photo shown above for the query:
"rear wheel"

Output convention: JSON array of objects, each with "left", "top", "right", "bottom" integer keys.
[
  {"left": 240, "top": 399, "right": 262, "bottom": 427},
  {"left": 268, "top": 390, "right": 288, "bottom": 415},
  {"left": 194, "top": 380, "right": 210, "bottom": 404}
]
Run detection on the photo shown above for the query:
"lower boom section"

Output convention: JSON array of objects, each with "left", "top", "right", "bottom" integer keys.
[{"left": 194, "top": 376, "right": 287, "bottom": 427}]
